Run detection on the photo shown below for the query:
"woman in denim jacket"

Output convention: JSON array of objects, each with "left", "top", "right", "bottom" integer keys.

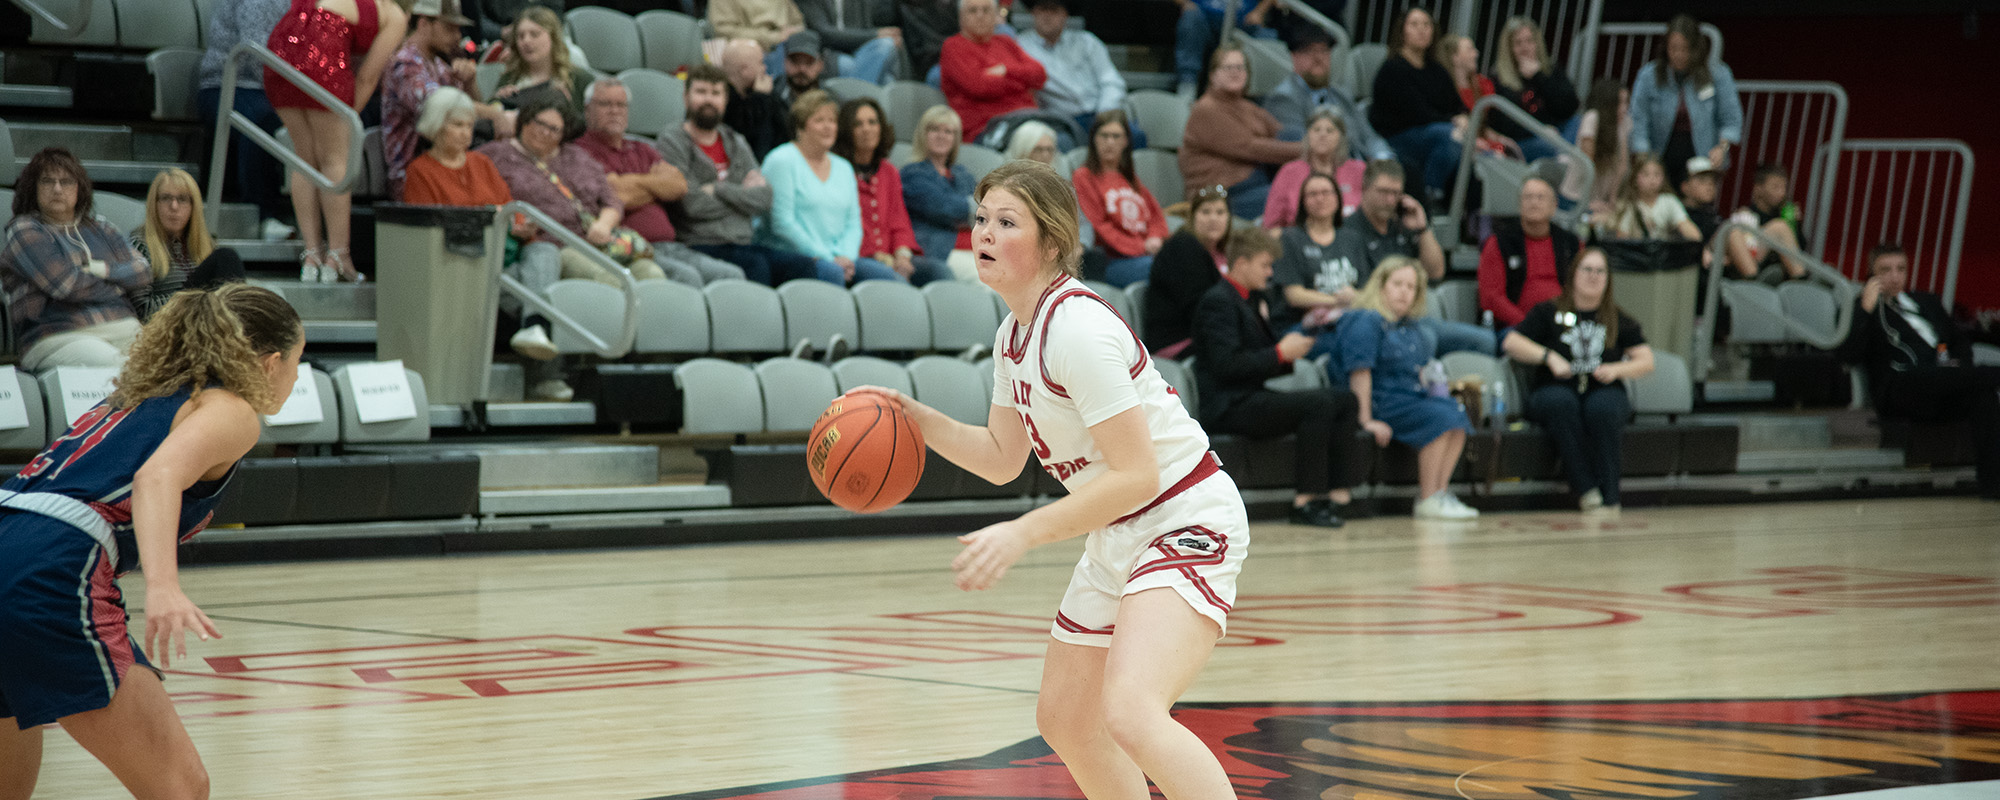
[{"left": 1628, "top": 14, "right": 1741, "bottom": 188}]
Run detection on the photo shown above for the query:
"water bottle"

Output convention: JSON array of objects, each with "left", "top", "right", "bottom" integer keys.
[{"left": 1489, "top": 380, "right": 1508, "bottom": 427}]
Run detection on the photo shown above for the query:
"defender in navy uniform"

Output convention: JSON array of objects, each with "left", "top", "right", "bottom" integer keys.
[{"left": 0, "top": 284, "right": 303, "bottom": 800}]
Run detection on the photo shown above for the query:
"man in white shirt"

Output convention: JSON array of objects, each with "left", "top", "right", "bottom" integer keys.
[{"left": 1016, "top": 0, "right": 1127, "bottom": 138}]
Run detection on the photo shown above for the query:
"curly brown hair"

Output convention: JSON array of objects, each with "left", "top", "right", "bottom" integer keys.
[
  {"left": 11, "top": 147, "right": 94, "bottom": 220},
  {"left": 110, "top": 283, "right": 302, "bottom": 411}
]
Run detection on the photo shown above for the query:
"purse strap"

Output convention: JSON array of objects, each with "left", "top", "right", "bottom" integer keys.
[{"left": 513, "top": 139, "right": 596, "bottom": 224}]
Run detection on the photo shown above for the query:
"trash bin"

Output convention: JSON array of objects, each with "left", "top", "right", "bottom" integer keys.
[
  {"left": 373, "top": 203, "right": 504, "bottom": 407},
  {"left": 1602, "top": 240, "right": 1702, "bottom": 364}
]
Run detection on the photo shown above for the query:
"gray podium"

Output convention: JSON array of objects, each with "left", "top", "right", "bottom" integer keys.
[{"left": 372, "top": 203, "right": 505, "bottom": 407}]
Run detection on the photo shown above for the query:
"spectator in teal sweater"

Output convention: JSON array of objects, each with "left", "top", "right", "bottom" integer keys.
[{"left": 758, "top": 90, "right": 904, "bottom": 284}]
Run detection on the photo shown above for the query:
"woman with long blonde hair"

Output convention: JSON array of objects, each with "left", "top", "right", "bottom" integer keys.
[
  {"left": 495, "top": 6, "right": 590, "bottom": 124},
  {"left": 130, "top": 169, "right": 246, "bottom": 320},
  {"left": 1491, "top": 15, "right": 1580, "bottom": 163},
  {"left": 851, "top": 159, "right": 1251, "bottom": 799},
  {"left": 0, "top": 283, "right": 303, "bottom": 799}
]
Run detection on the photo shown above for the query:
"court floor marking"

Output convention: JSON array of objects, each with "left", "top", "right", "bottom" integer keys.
[
  {"left": 845, "top": 671, "right": 1041, "bottom": 695},
  {"left": 201, "top": 613, "right": 480, "bottom": 642}
]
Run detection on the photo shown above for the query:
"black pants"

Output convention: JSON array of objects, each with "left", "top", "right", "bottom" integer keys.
[
  {"left": 1880, "top": 366, "right": 2000, "bottom": 494},
  {"left": 190, "top": 248, "right": 247, "bottom": 289},
  {"left": 689, "top": 243, "right": 821, "bottom": 287},
  {"left": 1528, "top": 382, "right": 1630, "bottom": 504},
  {"left": 1211, "top": 388, "right": 1360, "bottom": 495}
]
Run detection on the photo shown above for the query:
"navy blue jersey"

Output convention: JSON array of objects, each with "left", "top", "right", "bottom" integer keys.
[{"left": 4, "top": 387, "right": 238, "bottom": 574}]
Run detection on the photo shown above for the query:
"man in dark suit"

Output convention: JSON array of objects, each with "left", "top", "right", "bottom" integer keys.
[
  {"left": 1192, "top": 227, "right": 1364, "bottom": 527},
  {"left": 1841, "top": 242, "right": 2000, "bottom": 498}
]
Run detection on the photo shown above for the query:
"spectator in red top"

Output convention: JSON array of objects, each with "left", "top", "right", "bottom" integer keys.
[
  {"left": 1072, "top": 110, "right": 1167, "bottom": 288},
  {"left": 573, "top": 77, "right": 744, "bottom": 286},
  {"left": 939, "top": 0, "right": 1045, "bottom": 142},
  {"left": 832, "top": 97, "right": 953, "bottom": 285},
  {"left": 1478, "top": 176, "right": 1578, "bottom": 329}
]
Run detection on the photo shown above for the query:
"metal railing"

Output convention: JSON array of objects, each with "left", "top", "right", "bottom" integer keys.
[
  {"left": 1720, "top": 80, "right": 1848, "bottom": 261},
  {"left": 1573, "top": 21, "right": 1723, "bottom": 90},
  {"left": 1272, "top": 0, "right": 1352, "bottom": 51},
  {"left": 1443, "top": 94, "right": 1595, "bottom": 234},
  {"left": 1813, "top": 139, "right": 1975, "bottom": 309},
  {"left": 1468, "top": 0, "right": 1602, "bottom": 95},
  {"left": 205, "top": 43, "right": 366, "bottom": 221},
  {"left": 1691, "top": 220, "right": 1858, "bottom": 381},
  {"left": 10, "top": 0, "right": 91, "bottom": 34},
  {"left": 494, "top": 202, "right": 641, "bottom": 360}
]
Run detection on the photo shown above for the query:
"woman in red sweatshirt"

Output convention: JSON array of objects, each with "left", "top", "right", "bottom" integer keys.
[
  {"left": 939, "top": 0, "right": 1045, "bottom": 142},
  {"left": 1073, "top": 110, "right": 1169, "bottom": 288}
]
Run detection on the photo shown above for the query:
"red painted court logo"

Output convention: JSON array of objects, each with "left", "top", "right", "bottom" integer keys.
[{"left": 644, "top": 691, "right": 2000, "bottom": 799}]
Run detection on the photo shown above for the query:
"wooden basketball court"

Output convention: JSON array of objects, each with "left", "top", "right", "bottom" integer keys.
[{"left": 26, "top": 497, "right": 2000, "bottom": 799}]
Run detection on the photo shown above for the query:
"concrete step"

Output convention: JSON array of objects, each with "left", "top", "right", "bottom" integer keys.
[
  {"left": 6, "top": 122, "right": 187, "bottom": 163},
  {"left": 1735, "top": 447, "right": 1908, "bottom": 474},
  {"left": 351, "top": 441, "right": 659, "bottom": 489},
  {"left": 1731, "top": 413, "right": 1833, "bottom": 452},
  {"left": 248, "top": 279, "right": 375, "bottom": 320},
  {"left": 1703, "top": 380, "right": 1777, "bottom": 404},
  {"left": 220, "top": 239, "right": 306, "bottom": 264},
  {"left": 211, "top": 203, "right": 263, "bottom": 240},
  {"left": 480, "top": 483, "right": 729, "bottom": 515},
  {"left": 0, "top": 83, "right": 72, "bottom": 108}
]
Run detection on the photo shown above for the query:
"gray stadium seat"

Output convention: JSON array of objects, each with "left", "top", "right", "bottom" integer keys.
[
  {"left": 1153, "top": 357, "right": 1198, "bottom": 418},
  {"left": 548, "top": 278, "right": 629, "bottom": 354},
  {"left": 0, "top": 118, "right": 16, "bottom": 187},
  {"left": 1344, "top": 43, "right": 1388, "bottom": 101},
  {"left": 634, "top": 278, "right": 710, "bottom": 354},
  {"left": 1441, "top": 351, "right": 1517, "bottom": 419},
  {"left": 975, "top": 356, "right": 995, "bottom": 399},
  {"left": 92, "top": 192, "right": 146, "bottom": 234},
  {"left": 907, "top": 355, "right": 988, "bottom": 424},
  {"left": 1132, "top": 148, "right": 1183, "bottom": 207},
  {"left": 1777, "top": 282, "right": 1840, "bottom": 345},
  {"left": 675, "top": 358, "right": 764, "bottom": 434},
  {"left": 956, "top": 144, "right": 1006, "bottom": 183},
  {"left": 1975, "top": 342, "right": 2000, "bottom": 368},
  {"left": 259, "top": 368, "right": 339, "bottom": 445},
  {"left": 1124, "top": 280, "right": 1148, "bottom": 326},
  {"left": 923, "top": 280, "right": 1002, "bottom": 351},
  {"left": 331, "top": 364, "right": 430, "bottom": 443},
  {"left": 821, "top": 76, "right": 884, "bottom": 104},
  {"left": 882, "top": 81, "right": 947, "bottom": 144},
  {"left": 1124, "top": 89, "right": 1189, "bottom": 151},
  {"left": 0, "top": 371, "right": 48, "bottom": 450},
  {"left": 851, "top": 280, "right": 931, "bottom": 352},
  {"left": 32, "top": 0, "right": 117, "bottom": 47},
  {"left": 1628, "top": 350, "right": 1693, "bottom": 417},
  {"left": 566, "top": 7, "right": 643, "bottom": 74},
  {"left": 1083, "top": 280, "right": 1135, "bottom": 323},
  {"left": 477, "top": 62, "right": 504, "bottom": 100},
  {"left": 192, "top": 0, "right": 214, "bottom": 46},
  {"left": 37, "top": 366, "right": 120, "bottom": 435},
  {"left": 1720, "top": 280, "right": 1788, "bottom": 345},
  {"left": 755, "top": 357, "right": 840, "bottom": 432},
  {"left": 1239, "top": 36, "right": 1290, "bottom": 98},
  {"left": 1425, "top": 280, "right": 1478, "bottom": 324},
  {"left": 830, "top": 355, "right": 914, "bottom": 395},
  {"left": 704, "top": 279, "right": 787, "bottom": 355},
  {"left": 147, "top": 47, "right": 203, "bottom": 122},
  {"left": 777, "top": 278, "right": 861, "bottom": 352},
  {"left": 635, "top": 9, "right": 704, "bottom": 74},
  {"left": 116, "top": 0, "right": 198, "bottom": 50},
  {"left": 615, "top": 68, "right": 684, "bottom": 137},
  {"left": 358, "top": 126, "right": 389, "bottom": 198},
  {"left": 888, "top": 142, "right": 917, "bottom": 167}
]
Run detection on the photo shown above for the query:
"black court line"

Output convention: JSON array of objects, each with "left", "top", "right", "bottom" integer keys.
[
  {"left": 189, "top": 515, "right": 2000, "bottom": 611},
  {"left": 196, "top": 614, "right": 479, "bottom": 642},
  {"left": 845, "top": 671, "right": 1040, "bottom": 696}
]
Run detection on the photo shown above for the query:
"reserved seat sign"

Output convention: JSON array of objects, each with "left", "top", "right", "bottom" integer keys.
[{"left": 346, "top": 361, "right": 418, "bottom": 423}]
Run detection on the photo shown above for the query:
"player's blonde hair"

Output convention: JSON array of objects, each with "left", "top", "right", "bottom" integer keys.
[
  {"left": 110, "top": 283, "right": 301, "bottom": 411},
  {"left": 975, "top": 159, "right": 1082, "bottom": 279},
  {"left": 1352, "top": 255, "right": 1429, "bottom": 320}
]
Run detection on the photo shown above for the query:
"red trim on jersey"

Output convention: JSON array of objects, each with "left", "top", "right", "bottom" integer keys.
[
  {"left": 1037, "top": 288, "right": 1150, "bottom": 399},
  {"left": 1110, "top": 451, "right": 1221, "bottom": 527},
  {"left": 88, "top": 551, "right": 136, "bottom": 679},
  {"left": 1179, "top": 566, "right": 1234, "bottom": 613},
  {"left": 1055, "top": 612, "right": 1113, "bottom": 635},
  {"left": 1002, "top": 275, "right": 1072, "bottom": 364}
]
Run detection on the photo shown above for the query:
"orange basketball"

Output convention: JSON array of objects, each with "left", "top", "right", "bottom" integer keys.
[{"left": 807, "top": 393, "right": 926, "bottom": 513}]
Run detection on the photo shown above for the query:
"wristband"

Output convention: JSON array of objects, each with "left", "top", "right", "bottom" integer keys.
[{"left": 1541, "top": 348, "right": 1551, "bottom": 366}]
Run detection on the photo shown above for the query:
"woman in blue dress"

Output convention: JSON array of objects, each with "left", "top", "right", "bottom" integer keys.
[
  {"left": 0, "top": 284, "right": 303, "bottom": 798},
  {"left": 1334, "top": 255, "right": 1478, "bottom": 519}
]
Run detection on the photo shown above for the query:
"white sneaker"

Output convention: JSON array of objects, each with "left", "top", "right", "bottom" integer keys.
[
  {"left": 1415, "top": 491, "right": 1477, "bottom": 520},
  {"left": 510, "top": 325, "right": 558, "bottom": 360},
  {"left": 262, "top": 218, "right": 297, "bottom": 242},
  {"left": 1442, "top": 492, "right": 1480, "bottom": 519},
  {"left": 1579, "top": 488, "right": 1603, "bottom": 511},
  {"left": 529, "top": 379, "right": 574, "bottom": 402}
]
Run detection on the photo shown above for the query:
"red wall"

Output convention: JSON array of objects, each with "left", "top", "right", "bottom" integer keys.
[{"left": 1702, "top": 13, "right": 1998, "bottom": 314}]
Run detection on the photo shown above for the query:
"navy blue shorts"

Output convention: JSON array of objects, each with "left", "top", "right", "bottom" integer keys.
[{"left": 0, "top": 511, "right": 154, "bottom": 729}]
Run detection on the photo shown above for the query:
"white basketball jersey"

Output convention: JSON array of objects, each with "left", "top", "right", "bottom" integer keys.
[{"left": 990, "top": 277, "right": 1212, "bottom": 493}]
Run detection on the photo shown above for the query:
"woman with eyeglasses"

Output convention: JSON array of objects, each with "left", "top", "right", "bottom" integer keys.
[
  {"left": 902, "top": 105, "right": 979, "bottom": 265},
  {"left": 1, "top": 148, "right": 151, "bottom": 371},
  {"left": 1262, "top": 107, "right": 1365, "bottom": 230},
  {"left": 1141, "top": 184, "right": 1233, "bottom": 357},
  {"left": 128, "top": 169, "right": 246, "bottom": 322},
  {"left": 1074, "top": 110, "right": 1168, "bottom": 289},
  {"left": 1179, "top": 45, "right": 1300, "bottom": 221},
  {"left": 1501, "top": 247, "right": 1655, "bottom": 512}
]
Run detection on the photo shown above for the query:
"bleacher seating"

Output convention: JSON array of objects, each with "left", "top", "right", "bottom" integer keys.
[
  {"left": 956, "top": 144, "right": 1006, "bottom": 182},
  {"left": 1131, "top": 148, "right": 1182, "bottom": 206},
  {"left": 1629, "top": 351, "right": 1694, "bottom": 417},
  {"left": 633, "top": 279, "right": 710, "bottom": 354},
  {"left": 1342, "top": 43, "right": 1389, "bottom": 101},
  {"left": 1124, "top": 90, "right": 1189, "bottom": 151},
  {"left": 113, "top": 0, "right": 200, "bottom": 51},
  {"left": 259, "top": 368, "right": 340, "bottom": 445},
  {"left": 907, "top": 355, "right": 989, "bottom": 424},
  {"left": 674, "top": 358, "right": 763, "bottom": 434},
  {"left": 566, "top": 7, "right": 645, "bottom": 74},
  {"left": 754, "top": 357, "right": 839, "bottom": 432},
  {"left": 635, "top": 9, "right": 705, "bottom": 74},
  {"left": 703, "top": 279, "right": 787, "bottom": 355},
  {"left": 851, "top": 281, "right": 932, "bottom": 352},
  {"left": 921, "top": 281, "right": 1002, "bottom": 352},
  {"left": 548, "top": 279, "right": 631, "bottom": 353},
  {"left": 0, "top": 373, "right": 48, "bottom": 450},
  {"left": 882, "top": 81, "right": 948, "bottom": 143},
  {"left": 830, "top": 355, "right": 914, "bottom": 396},
  {"left": 146, "top": 47, "right": 202, "bottom": 122},
  {"left": 777, "top": 278, "right": 861, "bottom": 353},
  {"left": 31, "top": 0, "right": 118, "bottom": 47},
  {"left": 330, "top": 364, "right": 430, "bottom": 443},
  {"left": 616, "top": 68, "right": 684, "bottom": 137},
  {"left": 821, "top": 77, "right": 883, "bottom": 104}
]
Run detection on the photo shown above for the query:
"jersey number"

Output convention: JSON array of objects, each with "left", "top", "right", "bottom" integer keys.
[{"left": 1020, "top": 412, "right": 1053, "bottom": 459}]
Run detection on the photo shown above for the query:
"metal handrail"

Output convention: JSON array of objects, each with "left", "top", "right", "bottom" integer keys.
[
  {"left": 1691, "top": 220, "right": 1858, "bottom": 381},
  {"left": 494, "top": 202, "right": 640, "bottom": 360},
  {"left": 1729, "top": 80, "right": 1848, "bottom": 261},
  {"left": 205, "top": 43, "right": 366, "bottom": 224},
  {"left": 1444, "top": 94, "right": 1595, "bottom": 235},
  {"left": 10, "top": 0, "right": 92, "bottom": 34},
  {"left": 1270, "top": 0, "right": 1352, "bottom": 51},
  {"left": 1813, "top": 138, "right": 1974, "bottom": 309},
  {"left": 1574, "top": 21, "right": 1724, "bottom": 89}
]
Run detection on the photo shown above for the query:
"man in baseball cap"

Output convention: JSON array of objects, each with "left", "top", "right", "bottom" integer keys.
[
  {"left": 1680, "top": 155, "right": 1723, "bottom": 248},
  {"left": 384, "top": 0, "right": 504, "bottom": 197},
  {"left": 778, "top": 29, "right": 825, "bottom": 103}
]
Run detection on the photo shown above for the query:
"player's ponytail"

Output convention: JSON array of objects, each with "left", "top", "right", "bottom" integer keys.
[{"left": 110, "top": 283, "right": 302, "bottom": 411}]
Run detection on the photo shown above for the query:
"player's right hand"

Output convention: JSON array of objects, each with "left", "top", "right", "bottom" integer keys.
[
  {"left": 144, "top": 586, "right": 221, "bottom": 669},
  {"left": 953, "top": 521, "right": 1029, "bottom": 591}
]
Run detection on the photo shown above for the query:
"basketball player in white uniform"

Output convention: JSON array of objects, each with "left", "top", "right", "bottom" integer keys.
[{"left": 849, "top": 159, "right": 1249, "bottom": 800}]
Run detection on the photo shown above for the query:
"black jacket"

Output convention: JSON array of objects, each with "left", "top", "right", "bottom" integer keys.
[
  {"left": 1190, "top": 279, "right": 1288, "bottom": 423},
  {"left": 1142, "top": 230, "right": 1221, "bottom": 352},
  {"left": 1367, "top": 56, "right": 1464, "bottom": 138},
  {"left": 1490, "top": 217, "right": 1579, "bottom": 307},
  {"left": 1840, "top": 290, "right": 1967, "bottom": 405},
  {"left": 723, "top": 83, "right": 793, "bottom": 162},
  {"left": 1491, "top": 70, "right": 1580, "bottom": 142}
]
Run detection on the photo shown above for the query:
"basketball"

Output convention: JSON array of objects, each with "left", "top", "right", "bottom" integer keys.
[{"left": 807, "top": 393, "right": 926, "bottom": 513}]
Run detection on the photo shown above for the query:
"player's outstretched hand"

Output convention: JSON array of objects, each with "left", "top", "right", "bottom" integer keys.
[
  {"left": 952, "top": 520, "right": 1031, "bottom": 591},
  {"left": 144, "top": 586, "right": 221, "bottom": 669}
]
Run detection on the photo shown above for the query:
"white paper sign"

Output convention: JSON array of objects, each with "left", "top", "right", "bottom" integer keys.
[
  {"left": 54, "top": 366, "right": 120, "bottom": 427},
  {"left": 346, "top": 360, "right": 417, "bottom": 423},
  {"left": 262, "top": 366, "right": 325, "bottom": 426},
  {"left": 0, "top": 366, "right": 29, "bottom": 432}
]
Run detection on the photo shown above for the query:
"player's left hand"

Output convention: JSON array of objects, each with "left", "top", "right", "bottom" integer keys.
[{"left": 953, "top": 521, "right": 1030, "bottom": 591}]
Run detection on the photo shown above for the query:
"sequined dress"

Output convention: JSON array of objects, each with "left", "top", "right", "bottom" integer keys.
[{"left": 264, "top": 0, "right": 380, "bottom": 109}]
